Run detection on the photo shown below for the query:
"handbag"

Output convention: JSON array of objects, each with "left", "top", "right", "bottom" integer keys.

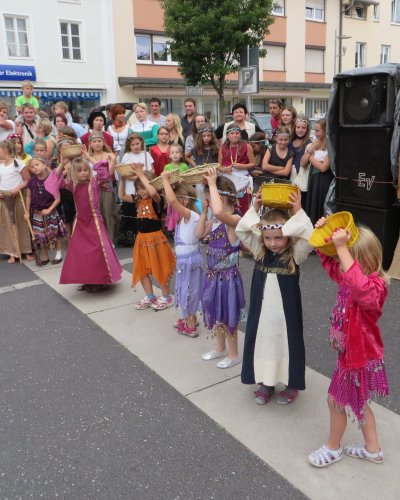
[{"left": 292, "top": 164, "right": 310, "bottom": 192}]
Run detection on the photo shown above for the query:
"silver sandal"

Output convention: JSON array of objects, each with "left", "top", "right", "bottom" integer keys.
[
  {"left": 308, "top": 445, "right": 343, "bottom": 467},
  {"left": 344, "top": 444, "right": 384, "bottom": 464}
]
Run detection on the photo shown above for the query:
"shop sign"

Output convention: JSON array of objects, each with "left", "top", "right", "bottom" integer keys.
[
  {"left": 186, "top": 86, "right": 203, "bottom": 95},
  {"left": 0, "top": 65, "right": 36, "bottom": 81}
]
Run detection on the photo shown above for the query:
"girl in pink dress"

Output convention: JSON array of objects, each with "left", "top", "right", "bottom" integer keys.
[
  {"left": 56, "top": 157, "right": 122, "bottom": 292},
  {"left": 309, "top": 220, "right": 389, "bottom": 468}
]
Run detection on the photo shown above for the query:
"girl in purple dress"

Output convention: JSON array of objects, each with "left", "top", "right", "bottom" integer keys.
[
  {"left": 161, "top": 170, "right": 204, "bottom": 338},
  {"left": 25, "top": 157, "right": 66, "bottom": 265},
  {"left": 56, "top": 157, "right": 122, "bottom": 292},
  {"left": 309, "top": 220, "right": 389, "bottom": 468},
  {"left": 196, "top": 167, "right": 245, "bottom": 369}
]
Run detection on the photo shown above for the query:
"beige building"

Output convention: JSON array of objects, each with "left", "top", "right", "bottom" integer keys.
[{"left": 111, "top": 0, "right": 400, "bottom": 124}]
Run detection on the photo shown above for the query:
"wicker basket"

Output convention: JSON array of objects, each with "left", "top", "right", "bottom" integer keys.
[
  {"left": 180, "top": 165, "right": 210, "bottom": 185},
  {"left": 261, "top": 181, "right": 299, "bottom": 209},
  {"left": 150, "top": 168, "right": 181, "bottom": 191},
  {"left": 308, "top": 211, "right": 359, "bottom": 256},
  {"left": 61, "top": 144, "right": 83, "bottom": 159},
  {"left": 116, "top": 163, "right": 134, "bottom": 178}
]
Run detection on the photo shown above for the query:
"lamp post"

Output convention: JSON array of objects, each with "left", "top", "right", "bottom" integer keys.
[{"left": 334, "top": 30, "right": 352, "bottom": 76}]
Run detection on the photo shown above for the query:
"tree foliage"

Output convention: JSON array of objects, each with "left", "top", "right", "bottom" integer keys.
[{"left": 163, "top": 0, "right": 274, "bottom": 114}]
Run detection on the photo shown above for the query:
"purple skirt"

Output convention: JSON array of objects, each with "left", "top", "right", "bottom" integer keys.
[
  {"left": 201, "top": 265, "right": 245, "bottom": 335},
  {"left": 175, "top": 250, "right": 205, "bottom": 318},
  {"left": 328, "top": 357, "right": 389, "bottom": 423}
]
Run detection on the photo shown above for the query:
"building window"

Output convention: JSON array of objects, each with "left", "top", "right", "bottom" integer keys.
[
  {"left": 305, "top": 48, "right": 324, "bottom": 73},
  {"left": 305, "top": 0, "right": 324, "bottom": 21},
  {"left": 355, "top": 42, "right": 366, "bottom": 68},
  {"left": 305, "top": 98, "right": 328, "bottom": 118},
  {"left": 373, "top": 4, "right": 380, "bottom": 20},
  {"left": 355, "top": 6, "right": 366, "bottom": 19},
  {"left": 272, "top": 0, "right": 285, "bottom": 16},
  {"left": 263, "top": 45, "right": 285, "bottom": 71},
  {"left": 135, "top": 34, "right": 176, "bottom": 64},
  {"left": 136, "top": 34, "right": 151, "bottom": 62},
  {"left": 60, "top": 21, "right": 82, "bottom": 60},
  {"left": 380, "top": 45, "right": 390, "bottom": 64},
  {"left": 392, "top": 0, "right": 400, "bottom": 22},
  {"left": 4, "top": 15, "right": 30, "bottom": 57}
]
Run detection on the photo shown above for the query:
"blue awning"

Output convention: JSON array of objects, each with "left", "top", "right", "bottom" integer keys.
[{"left": 0, "top": 89, "right": 101, "bottom": 100}]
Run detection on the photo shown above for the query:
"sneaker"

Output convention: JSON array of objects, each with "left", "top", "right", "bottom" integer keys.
[
  {"left": 151, "top": 295, "right": 173, "bottom": 311},
  {"left": 135, "top": 296, "right": 157, "bottom": 310},
  {"left": 202, "top": 349, "right": 227, "bottom": 361},
  {"left": 216, "top": 357, "right": 241, "bottom": 369}
]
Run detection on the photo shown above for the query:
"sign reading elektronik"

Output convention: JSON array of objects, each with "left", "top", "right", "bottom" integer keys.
[{"left": 0, "top": 65, "right": 36, "bottom": 81}]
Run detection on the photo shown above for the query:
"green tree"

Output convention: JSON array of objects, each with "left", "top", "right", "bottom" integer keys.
[{"left": 163, "top": 0, "right": 274, "bottom": 120}]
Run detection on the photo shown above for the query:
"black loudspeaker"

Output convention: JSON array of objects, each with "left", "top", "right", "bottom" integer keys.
[
  {"left": 339, "top": 73, "right": 395, "bottom": 127},
  {"left": 336, "top": 202, "right": 400, "bottom": 269},
  {"left": 336, "top": 127, "right": 396, "bottom": 208}
]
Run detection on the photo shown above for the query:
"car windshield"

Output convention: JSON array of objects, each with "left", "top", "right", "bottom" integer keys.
[{"left": 255, "top": 115, "right": 272, "bottom": 131}]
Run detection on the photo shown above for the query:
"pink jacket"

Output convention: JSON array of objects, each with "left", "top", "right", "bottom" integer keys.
[{"left": 319, "top": 252, "right": 387, "bottom": 369}]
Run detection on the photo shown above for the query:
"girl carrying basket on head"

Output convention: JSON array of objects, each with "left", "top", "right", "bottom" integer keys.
[
  {"left": 236, "top": 189, "right": 313, "bottom": 405},
  {"left": 308, "top": 219, "right": 389, "bottom": 467},
  {"left": 196, "top": 167, "right": 245, "bottom": 369},
  {"left": 128, "top": 166, "right": 176, "bottom": 311},
  {"left": 161, "top": 171, "right": 204, "bottom": 337}
]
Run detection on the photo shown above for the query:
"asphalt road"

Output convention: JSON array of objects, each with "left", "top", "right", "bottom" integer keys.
[{"left": 0, "top": 257, "right": 306, "bottom": 500}]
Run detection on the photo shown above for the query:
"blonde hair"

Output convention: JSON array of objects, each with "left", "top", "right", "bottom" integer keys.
[
  {"left": 36, "top": 117, "right": 53, "bottom": 136},
  {"left": 169, "top": 143, "right": 183, "bottom": 159},
  {"left": 88, "top": 131, "right": 113, "bottom": 155},
  {"left": 70, "top": 157, "right": 93, "bottom": 185},
  {"left": 257, "top": 208, "right": 295, "bottom": 273},
  {"left": 173, "top": 183, "right": 198, "bottom": 213},
  {"left": 54, "top": 101, "right": 68, "bottom": 113},
  {"left": 0, "top": 139, "right": 16, "bottom": 158},
  {"left": 166, "top": 113, "right": 184, "bottom": 145},
  {"left": 21, "top": 80, "right": 34, "bottom": 90},
  {"left": 134, "top": 102, "right": 148, "bottom": 113},
  {"left": 350, "top": 225, "right": 388, "bottom": 283}
]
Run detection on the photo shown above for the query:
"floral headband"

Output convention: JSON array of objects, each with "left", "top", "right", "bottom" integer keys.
[
  {"left": 260, "top": 223, "right": 283, "bottom": 230},
  {"left": 6, "top": 133, "right": 23, "bottom": 141},
  {"left": 227, "top": 127, "right": 241, "bottom": 132},
  {"left": 218, "top": 189, "right": 239, "bottom": 198},
  {"left": 199, "top": 127, "right": 213, "bottom": 134},
  {"left": 89, "top": 133, "right": 104, "bottom": 142}
]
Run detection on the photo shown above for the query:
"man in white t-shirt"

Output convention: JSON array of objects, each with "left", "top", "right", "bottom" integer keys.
[
  {"left": 149, "top": 97, "right": 166, "bottom": 126},
  {"left": 0, "top": 101, "right": 15, "bottom": 141},
  {"left": 15, "top": 103, "right": 37, "bottom": 146}
]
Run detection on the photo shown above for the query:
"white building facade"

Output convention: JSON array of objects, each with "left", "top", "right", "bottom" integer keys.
[{"left": 0, "top": 0, "right": 120, "bottom": 122}]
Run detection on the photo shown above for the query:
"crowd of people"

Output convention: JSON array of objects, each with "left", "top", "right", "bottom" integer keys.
[{"left": 0, "top": 80, "right": 389, "bottom": 468}]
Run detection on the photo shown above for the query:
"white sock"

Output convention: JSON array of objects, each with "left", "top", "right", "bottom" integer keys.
[{"left": 55, "top": 249, "right": 62, "bottom": 260}]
